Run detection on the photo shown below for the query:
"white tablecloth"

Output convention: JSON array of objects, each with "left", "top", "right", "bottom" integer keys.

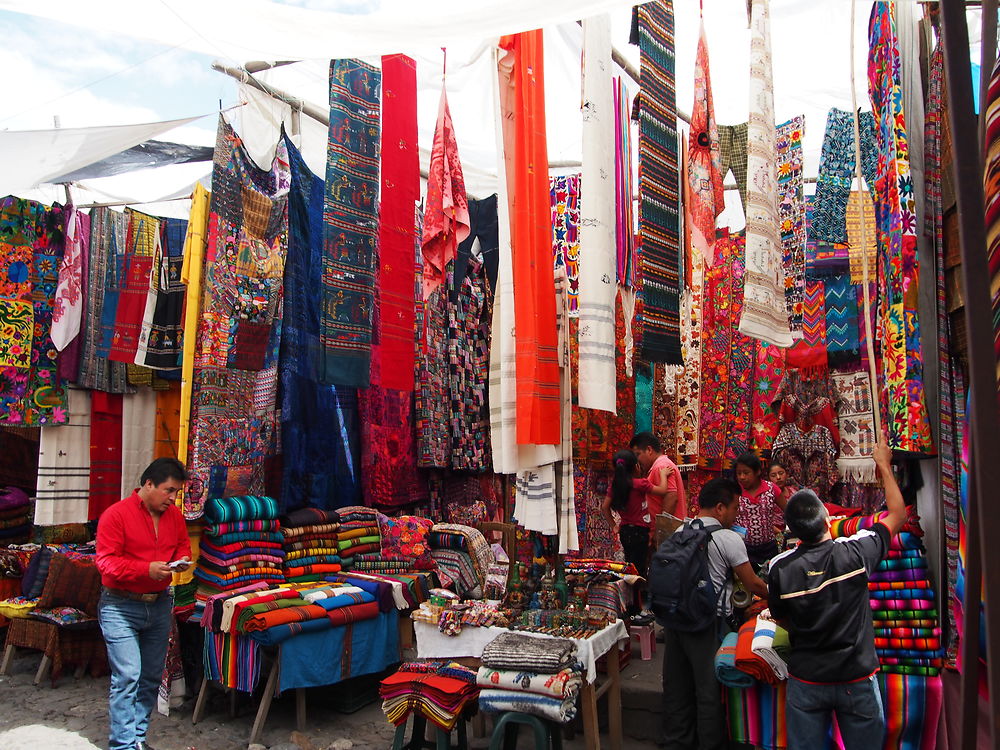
[{"left": 413, "top": 619, "right": 628, "bottom": 684}]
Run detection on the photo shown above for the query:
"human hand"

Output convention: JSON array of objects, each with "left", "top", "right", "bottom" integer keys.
[
  {"left": 873, "top": 428, "right": 892, "bottom": 470},
  {"left": 168, "top": 557, "right": 191, "bottom": 572},
  {"left": 148, "top": 561, "right": 173, "bottom": 581}
]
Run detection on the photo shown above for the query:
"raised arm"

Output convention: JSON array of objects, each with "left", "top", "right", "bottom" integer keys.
[{"left": 874, "top": 431, "right": 906, "bottom": 538}]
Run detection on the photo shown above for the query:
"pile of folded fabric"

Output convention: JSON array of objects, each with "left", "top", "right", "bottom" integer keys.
[
  {"left": 477, "top": 632, "right": 583, "bottom": 724},
  {"left": 0, "top": 488, "right": 32, "bottom": 546},
  {"left": 194, "top": 496, "right": 285, "bottom": 605},
  {"left": 280, "top": 507, "right": 343, "bottom": 583},
  {"left": 328, "top": 570, "right": 435, "bottom": 612},
  {"left": 380, "top": 660, "right": 480, "bottom": 732},
  {"left": 830, "top": 511, "right": 943, "bottom": 676},
  {"left": 335, "top": 506, "right": 381, "bottom": 572},
  {"left": 733, "top": 616, "right": 790, "bottom": 685},
  {"left": 715, "top": 631, "right": 754, "bottom": 688},
  {"left": 429, "top": 524, "right": 494, "bottom": 599}
]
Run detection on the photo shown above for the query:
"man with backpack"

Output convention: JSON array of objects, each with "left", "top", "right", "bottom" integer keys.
[{"left": 650, "top": 477, "right": 768, "bottom": 750}]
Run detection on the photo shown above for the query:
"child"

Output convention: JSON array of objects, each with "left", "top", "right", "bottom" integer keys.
[
  {"left": 734, "top": 452, "right": 787, "bottom": 570},
  {"left": 601, "top": 449, "right": 669, "bottom": 617},
  {"left": 769, "top": 459, "right": 799, "bottom": 505}
]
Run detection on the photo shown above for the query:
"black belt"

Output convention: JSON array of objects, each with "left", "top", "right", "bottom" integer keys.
[{"left": 103, "top": 586, "right": 167, "bottom": 603}]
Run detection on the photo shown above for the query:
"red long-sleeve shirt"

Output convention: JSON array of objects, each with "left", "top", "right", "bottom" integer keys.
[{"left": 96, "top": 491, "right": 190, "bottom": 593}]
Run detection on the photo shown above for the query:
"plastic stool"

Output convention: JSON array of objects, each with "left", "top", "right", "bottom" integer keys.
[
  {"left": 392, "top": 712, "right": 469, "bottom": 750},
  {"left": 488, "top": 711, "right": 563, "bottom": 750},
  {"left": 631, "top": 623, "right": 657, "bottom": 661}
]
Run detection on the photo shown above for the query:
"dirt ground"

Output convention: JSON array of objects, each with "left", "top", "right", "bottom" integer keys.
[{"left": 0, "top": 646, "right": 662, "bottom": 750}]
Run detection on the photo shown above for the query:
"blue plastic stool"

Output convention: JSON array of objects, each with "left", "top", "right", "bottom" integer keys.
[
  {"left": 392, "top": 711, "right": 469, "bottom": 750},
  {"left": 488, "top": 711, "right": 564, "bottom": 750}
]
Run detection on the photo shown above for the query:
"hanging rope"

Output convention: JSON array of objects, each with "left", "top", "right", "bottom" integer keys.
[{"left": 849, "top": 0, "right": 882, "bottom": 437}]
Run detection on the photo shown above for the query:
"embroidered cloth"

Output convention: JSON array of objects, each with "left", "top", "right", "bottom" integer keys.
[
  {"left": 776, "top": 116, "right": 805, "bottom": 332},
  {"left": 687, "top": 20, "right": 724, "bottom": 263}
]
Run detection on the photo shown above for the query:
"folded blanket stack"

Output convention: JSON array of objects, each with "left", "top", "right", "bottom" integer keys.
[
  {"left": 715, "top": 631, "right": 754, "bottom": 688},
  {"left": 831, "top": 515, "right": 943, "bottom": 676},
  {"left": 429, "top": 524, "right": 493, "bottom": 599},
  {"left": 380, "top": 661, "right": 480, "bottom": 731},
  {"left": 478, "top": 632, "right": 582, "bottom": 724},
  {"left": 331, "top": 506, "right": 381, "bottom": 570},
  {"left": 280, "top": 507, "right": 343, "bottom": 582},
  {"left": 733, "top": 617, "right": 789, "bottom": 685},
  {"left": 0, "top": 487, "right": 32, "bottom": 545},
  {"left": 194, "top": 496, "right": 285, "bottom": 603}
]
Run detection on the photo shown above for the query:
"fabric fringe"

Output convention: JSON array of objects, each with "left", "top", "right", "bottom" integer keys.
[{"left": 837, "top": 457, "right": 877, "bottom": 484}]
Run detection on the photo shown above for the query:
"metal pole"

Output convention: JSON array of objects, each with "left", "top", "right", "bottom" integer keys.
[{"left": 940, "top": 1, "right": 1000, "bottom": 747}]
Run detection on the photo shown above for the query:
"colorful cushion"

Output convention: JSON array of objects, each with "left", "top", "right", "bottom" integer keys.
[
  {"left": 28, "top": 606, "right": 97, "bottom": 629},
  {"left": 21, "top": 546, "right": 53, "bottom": 598},
  {"left": 36, "top": 554, "right": 102, "bottom": 616},
  {"left": 377, "top": 514, "right": 434, "bottom": 570},
  {"left": 0, "top": 596, "right": 38, "bottom": 618}
]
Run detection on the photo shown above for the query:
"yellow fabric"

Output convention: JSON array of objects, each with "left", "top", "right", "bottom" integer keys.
[{"left": 0, "top": 599, "right": 38, "bottom": 618}]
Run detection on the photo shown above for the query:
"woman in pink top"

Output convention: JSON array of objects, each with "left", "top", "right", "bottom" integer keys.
[
  {"left": 734, "top": 452, "right": 787, "bottom": 570},
  {"left": 601, "top": 449, "right": 669, "bottom": 616}
]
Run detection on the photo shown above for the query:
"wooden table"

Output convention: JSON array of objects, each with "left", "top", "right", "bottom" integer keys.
[{"left": 412, "top": 619, "right": 626, "bottom": 750}]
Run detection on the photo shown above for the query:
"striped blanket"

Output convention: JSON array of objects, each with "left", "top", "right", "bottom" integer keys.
[
  {"left": 476, "top": 665, "right": 582, "bottom": 699},
  {"left": 479, "top": 688, "right": 577, "bottom": 724},
  {"left": 203, "top": 496, "right": 279, "bottom": 524},
  {"left": 481, "top": 633, "right": 577, "bottom": 674}
]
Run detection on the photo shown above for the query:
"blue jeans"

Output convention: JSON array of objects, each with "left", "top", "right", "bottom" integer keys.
[
  {"left": 97, "top": 590, "right": 173, "bottom": 750},
  {"left": 786, "top": 674, "right": 885, "bottom": 750}
]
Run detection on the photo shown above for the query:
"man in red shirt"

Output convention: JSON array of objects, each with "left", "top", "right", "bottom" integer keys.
[{"left": 96, "top": 458, "right": 191, "bottom": 750}]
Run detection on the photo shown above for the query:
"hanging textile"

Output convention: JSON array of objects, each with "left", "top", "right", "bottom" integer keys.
[
  {"left": 698, "top": 231, "right": 754, "bottom": 469},
  {"left": 89, "top": 391, "right": 123, "bottom": 518},
  {"left": 811, "top": 108, "right": 878, "bottom": 244},
  {"left": 868, "top": 2, "right": 934, "bottom": 455},
  {"left": 578, "top": 15, "right": 617, "bottom": 415},
  {"left": 109, "top": 209, "right": 158, "bottom": 364},
  {"left": 282, "top": 136, "right": 361, "bottom": 511},
  {"left": 614, "top": 77, "right": 636, "bottom": 288},
  {"left": 718, "top": 123, "right": 749, "bottom": 214},
  {"left": 177, "top": 183, "right": 209, "bottom": 465},
  {"left": 776, "top": 116, "right": 805, "bottom": 332},
  {"left": 927, "top": 40, "right": 960, "bottom": 666},
  {"left": 139, "top": 217, "right": 186, "bottom": 371},
  {"left": 687, "top": 19, "right": 724, "bottom": 263},
  {"left": 120, "top": 389, "right": 156, "bottom": 498},
  {"left": 185, "top": 116, "right": 289, "bottom": 519},
  {"left": 51, "top": 205, "right": 85, "bottom": 352},
  {"left": 771, "top": 422, "right": 838, "bottom": 499},
  {"left": 831, "top": 370, "right": 877, "bottom": 483},
  {"left": 664, "top": 242, "right": 704, "bottom": 463},
  {"left": 76, "top": 208, "right": 130, "bottom": 394},
  {"left": 986, "top": 56, "right": 1000, "bottom": 397},
  {"left": 320, "top": 59, "right": 381, "bottom": 388},
  {"left": 847, "top": 191, "right": 878, "bottom": 284},
  {"left": 415, "top": 252, "right": 451, "bottom": 467},
  {"left": 824, "top": 274, "right": 861, "bottom": 369},
  {"left": 738, "top": 0, "right": 791, "bottom": 349},
  {"left": 550, "top": 174, "right": 581, "bottom": 316},
  {"left": 498, "top": 30, "right": 562, "bottom": 445},
  {"left": 422, "top": 82, "right": 470, "bottom": 302},
  {"left": 750, "top": 342, "right": 785, "bottom": 452},
  {"left": 556, "top": 270, "right": 578, "bottom": 553},
  {"left": 34, "top": 388, "right": 91, "bottom": 525},
  {"left": 56, "top": 208, "right": 88, "bottom": 383},
  {"left": 633, "top": 0, "right": 683, "bottom": 364},
  {"left": 489, "top": 46, "right": 518, "bottom": 475},
  {"left": 785, "top": 280, "right": 828, "bottom": 376},
  {"left": 0, "top": 197, "right": 69, "bottom": 425}
]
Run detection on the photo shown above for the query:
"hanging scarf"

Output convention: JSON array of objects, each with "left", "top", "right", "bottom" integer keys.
[
  {"left": 750, "top": 342, "right": 785, "bottom": 452},
  {"left": 739, "top": 0, "right": 791, "bottom": 348},
  {"left": 824, "top": 274, "right": 861, "bottom": 369},
  {"left": 0, "top": 197, "right": 69, "bottom": 425},
  {"left": 51, "top": 205, "right": 85, "bottom": 352},
  {"left": 109, "top": 209, "right": 157, "bottom": 364},
  {"left": 776, "top": 116, "right": 805, "bottom": 332},
  {"left": 847, "top": 191, "right": 878, "bottom": 284},
  {"left": 139, "top": 217, "right": 186, "bottom": 370},
  {"left": 633, "top": 0, "right": 683, "bottom": 364},
  {"left": 687, "top": 19, "right": 724, "bottom": 263},
  {"left": 499, "top": 30, "right": 561, "bottom": 446},
  {"left": 614, "top": 77, "right": 636, "bottom": 288},
  {"left": 320, "top": 59, "right": 381, "bottom": 388},
  {"left": 868, "top": 3, "right": 934, "bottom": 455},
  {"left": 577, "top": 15, "right": 617, "bottom": 415},
  {"left": 34, "top": 388, "right": 90, "bottom": 525},
  {"left": 89, "top": 391, "right": 123, "bottom": 519},
  {"left": 831, "top": 370, "right": 877, "bottom": 483},
  {"left": 177, "top": 184, "right": 209, "bottom": 465}
]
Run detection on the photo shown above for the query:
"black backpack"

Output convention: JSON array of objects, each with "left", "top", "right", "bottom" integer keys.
[{"left": 648, "top": 518, "right": 725, "bottom": 632}]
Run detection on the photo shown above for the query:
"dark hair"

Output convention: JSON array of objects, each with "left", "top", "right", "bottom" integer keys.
[
  {"left": 697, "top": 478, "right": 741, "bottom": 510},
  {"left": 768, "top": 460, "right": 787, "bottom": 473},
  {"left": 610, "top": 449, "right": 639, "bottom": 512},
  {"left": 734, "top": 452, "right": 762, "bottom": 474},
  {"left": 785, "top": 489, "right": 828, "bottom": 544},
  {"left": 140, "top": 458, "right": 188, "bottom": 487},
  {"left": 629, "top": 431, "right": 661, "bottom": 453}
]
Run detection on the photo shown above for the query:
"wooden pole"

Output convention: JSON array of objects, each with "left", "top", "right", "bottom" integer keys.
[{"left": 940, "top": 1, "right": 1000, "bottom": 747}]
